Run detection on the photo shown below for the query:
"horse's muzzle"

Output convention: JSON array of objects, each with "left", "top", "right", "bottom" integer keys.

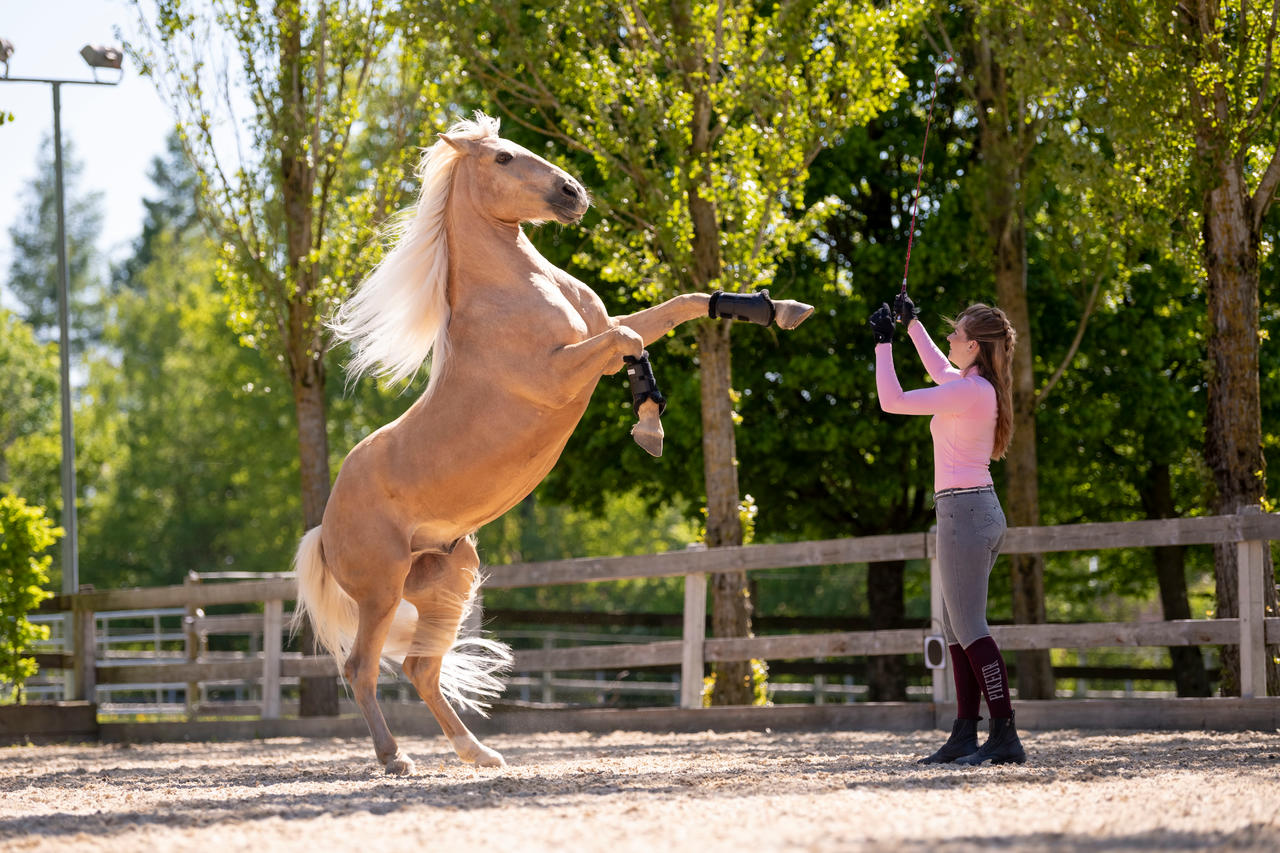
[{"left": 548, "top": 178, "right": 590, "bottom": 222}]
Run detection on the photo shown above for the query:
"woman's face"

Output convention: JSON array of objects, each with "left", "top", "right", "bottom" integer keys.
[{"left": 947, "top": 319, "right": 979, "bottom": 370}]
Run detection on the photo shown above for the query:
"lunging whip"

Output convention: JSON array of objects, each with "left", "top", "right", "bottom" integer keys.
[{"left": 898, "top": 57, "right": 955, "bottom": 313}]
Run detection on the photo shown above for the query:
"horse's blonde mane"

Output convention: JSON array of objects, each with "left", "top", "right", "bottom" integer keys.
[{"left": 329, "top": 112, "right": 502, "bottom": 386}]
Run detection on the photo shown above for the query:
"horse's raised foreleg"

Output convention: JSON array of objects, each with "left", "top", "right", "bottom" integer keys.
[
  {"left": 616, "top": 290, "right": 814, "bottom": 343},
  {"left": 345, "top": 595, "right": 415, "bottom": 775},
  {"left": 546, "top": 324, "right": 646, "bottom": 389}
]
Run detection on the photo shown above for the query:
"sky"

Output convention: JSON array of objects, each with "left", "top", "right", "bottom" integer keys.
[{"left": 0, "top": 0, "right": 175, "bottom": 283}]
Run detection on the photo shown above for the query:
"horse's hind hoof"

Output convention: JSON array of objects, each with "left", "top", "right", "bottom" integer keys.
[
  {"left": 384, "top": 753, "right": 415, "bottom": 776},
  {"left": 456, "top": 740, "right": 507, "bottom": 768},
  {"left": 774, "top": 299, "right": 814, "bottom": 330},
  {"left": 474, "top": 747, "right": 506, "bottom": 769}
]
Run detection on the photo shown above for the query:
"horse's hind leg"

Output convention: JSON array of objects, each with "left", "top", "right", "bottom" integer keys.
[
  {"left": 345, "top": 594, "right": 414, "bottom": 775},
  {"left": 402, "top": 541, "right": 505, "bottom": 768},
  {"left": 403, "top": 653, "right": 505, "bottom": 767}
]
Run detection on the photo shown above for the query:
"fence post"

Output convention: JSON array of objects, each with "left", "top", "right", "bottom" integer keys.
[
  {"left": 1237, "top": 505, "right": 1266, "bottom": 698},
  {"left": 681, "top": 572, "right": 707, "bottom": 709},
  {"left": 928, "top": 527, "right": 952, "bottom": 711},
  {"left": 262, "top": 598, "right": 283, "bottom": 719},
  {"left": 184, "top": 572, "right": 201, "bottom": 719},
  {"left": 71, "top": 586, "right": 95, "bottom": 703}
]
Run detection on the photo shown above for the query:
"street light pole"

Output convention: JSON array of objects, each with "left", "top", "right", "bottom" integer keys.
[
  {"left": 50, "top": 80, "right": 78, "bottom": 597},
  {"left": 0, "top": 48, "right": 121, "bottom": 601}
]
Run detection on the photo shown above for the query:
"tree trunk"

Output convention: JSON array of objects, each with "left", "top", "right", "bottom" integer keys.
[
  {"left": 866, "top": 559, "right": 906, "bottom": 701},
  {"left": 292, "top": 360, "right": 335, "bottom": 712},
  {"left": 1141, "top": 463, "right": 1211, "bottom": 697},
  {"left": 988, "top": 164, "right": 1055, "bottom": 701},
  {"left": 1199, "top": 157, "right": 1280, "bottom": 696},
  {"left": 279, "top": 4, "right": 338, "bottom": 717},
  {"left": 1179, "top": 0, "right": 1280, "bottom": 695},
  {"left": 973, "top": 32, "right": 1055, "bottom": 700},
  {"left": 698, "top": 321, "right": 754, "bottom": 705},
  {"left": 672, "top": 16, "right": 755, "bottom": 705}
]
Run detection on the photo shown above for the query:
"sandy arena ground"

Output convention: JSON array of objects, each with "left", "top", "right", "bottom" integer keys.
[{"left": 2, "top": 728, "right": 1279, "bottom": 852}]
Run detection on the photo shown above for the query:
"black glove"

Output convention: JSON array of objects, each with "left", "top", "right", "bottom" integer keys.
[
  {"left": 894, "top": 290, "right": 919, "bottom": 324},
  {"left": 869, "top": 303, "right": 895, "bottom": 344}
]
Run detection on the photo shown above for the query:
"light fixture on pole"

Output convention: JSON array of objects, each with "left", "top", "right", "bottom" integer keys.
[
  {"left": 79, "top": 44, "right": 123, "bottom": 82},
  {"left": 0, "top": 42, "right": 122, "bottom": 690}
]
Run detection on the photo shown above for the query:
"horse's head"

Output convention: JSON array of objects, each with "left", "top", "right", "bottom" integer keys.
[{"left": 441, "top": 130, "right": 589, "bottom": 226}]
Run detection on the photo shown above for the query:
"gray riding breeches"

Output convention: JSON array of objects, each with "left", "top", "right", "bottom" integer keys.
[{"left": 934, "top": 488, "right": 1007, "bottom": 648}]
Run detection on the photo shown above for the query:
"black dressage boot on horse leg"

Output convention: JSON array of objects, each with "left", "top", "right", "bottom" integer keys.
[
  {"left": 708, "top": 289, "right": 814, "bottom": 330},
  {"left": 624, "top": 352, "right": 666, "bottom": 457},
  {"left": 955, "top": 713, "right": 1027, "bottom": 766},
  {"left": 918, "top": 717, "right": 980, "bottom": 765}
]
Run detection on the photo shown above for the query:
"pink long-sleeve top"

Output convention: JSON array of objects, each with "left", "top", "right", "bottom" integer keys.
[{"left": 875, "top": 320, "right": 996, "bottom": 492}]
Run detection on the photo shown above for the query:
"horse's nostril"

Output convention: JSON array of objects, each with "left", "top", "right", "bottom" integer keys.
[{"left": 561, "top": 182, "right": 580, "bottom": 199}]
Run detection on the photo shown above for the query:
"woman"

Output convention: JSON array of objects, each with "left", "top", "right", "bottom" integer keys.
[{"left": 867, "top": 293, "right": 1026, "bottom": 766}]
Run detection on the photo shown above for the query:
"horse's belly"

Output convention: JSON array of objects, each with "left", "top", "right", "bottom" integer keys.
[{"left": 339, "top": 405, "right": 579, "bottom": 550}]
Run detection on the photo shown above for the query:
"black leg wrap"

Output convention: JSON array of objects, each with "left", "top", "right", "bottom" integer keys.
[
  {"left": 708, "top": 289, "right": 775, "bottom": 326},
  {"left": 623, "top": 352, "right": 667, "bottom": 417}
]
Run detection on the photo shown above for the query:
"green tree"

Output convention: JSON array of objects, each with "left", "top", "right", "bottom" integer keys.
[
  {"left": 0, "top": 493, "right": 61, "bottom": 703},
  {"left": 728, "top": 47, "right": 981, "bottom": 699},
  {"left": 1051, "top": 0, "right": 1280, "bottom": 695},
  {"left": 5, "top": 136, "right": 104, "bottom": 343},
  {"left": 436, "top": 0, "right": 921, "bottom": 704},
  {"left": 128, "top": 0, "right": 462, "bottom": 714},
  {"left": 112, "top": 132, "right": 199, "bottom": 293},
  {"left": 78, "top": 225, "right": 302, "bottom": 589},
  {"left": 1036, "top": 247, "right": 1215, "bottom": 696},
  {"left": 0, "top": 311, "right": 59, "bottom": 499}
]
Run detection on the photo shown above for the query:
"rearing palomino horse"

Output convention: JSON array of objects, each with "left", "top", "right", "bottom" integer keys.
[{"left": 293, "top": 113, "right": 812, "bottom": 775}]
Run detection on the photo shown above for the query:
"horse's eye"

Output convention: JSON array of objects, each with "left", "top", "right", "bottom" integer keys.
[{"left": 495, "top": 151, "right": 513, "bottom": 165}]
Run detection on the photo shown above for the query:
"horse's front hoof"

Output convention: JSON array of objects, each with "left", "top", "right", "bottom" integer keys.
[
  {"left": 775, "top": 300, "right": 814, "bottom": 330},
  {"left": 632, "top": 400, "right": 664, "bottom": 457},
  {"left": 631, "top": 425, "right": 663, "bottom": 457},
  {"left": 384, "top": 753, "right": 415, "bottom": 776}
]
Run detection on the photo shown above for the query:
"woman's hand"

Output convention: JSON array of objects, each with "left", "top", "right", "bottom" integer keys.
[
  {"left": 869, "top": 303, "right": 895, "bottom": 343},
  {"left": 894, "top": 290, "right": 920, "bottom": 324}
]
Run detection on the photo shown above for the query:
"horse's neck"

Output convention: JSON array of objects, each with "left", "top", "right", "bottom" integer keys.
[{"left": 445, "top": 197, "right": 542, "bottom": 288}]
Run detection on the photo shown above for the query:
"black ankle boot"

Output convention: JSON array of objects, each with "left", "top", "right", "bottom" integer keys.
[
  {"left": 955, "top": 713, "right": 1027, "bottom": 766},
  {"left": 918, "top": 717, "right": 980, "bottom": 765}
]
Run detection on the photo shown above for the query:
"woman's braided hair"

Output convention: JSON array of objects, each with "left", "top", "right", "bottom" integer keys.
[{"left": 952, "top": 303, "right": 1016, "bottom": 460}]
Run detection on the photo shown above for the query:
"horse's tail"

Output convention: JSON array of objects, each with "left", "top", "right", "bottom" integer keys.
[
  {"left": 292, "top": 527, "right": 511, "bottom": 715},
  {"left": 291, "top": 525, "right": 359, "bottom": 667}
]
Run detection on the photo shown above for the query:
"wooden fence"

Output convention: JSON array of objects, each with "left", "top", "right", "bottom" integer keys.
[{"left": 37, "top": 506, "right": 1280, "bottom": 721}]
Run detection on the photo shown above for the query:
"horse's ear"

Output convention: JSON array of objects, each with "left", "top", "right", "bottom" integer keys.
[{"left": 439, "top": 133, "right": 469, "bottom": 154}]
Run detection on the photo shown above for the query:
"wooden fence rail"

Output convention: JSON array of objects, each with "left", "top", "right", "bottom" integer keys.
[{"left": 38, "top": 507, "right": 1280, "bottom": 718}]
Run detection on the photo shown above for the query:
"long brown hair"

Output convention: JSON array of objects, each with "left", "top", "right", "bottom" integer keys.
[{"left": 952, "top": 304, "right": 1016, "bottom": 460}]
